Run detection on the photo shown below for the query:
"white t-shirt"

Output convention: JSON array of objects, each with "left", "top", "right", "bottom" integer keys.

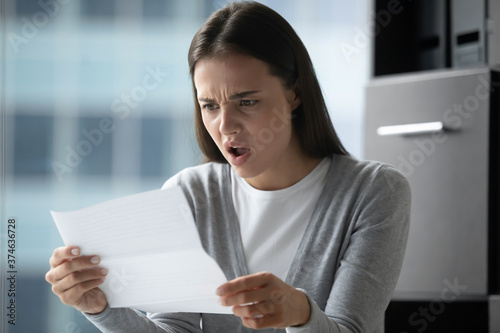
[{"left": 231, "top": 157, "right": 331, "bottom": 280}]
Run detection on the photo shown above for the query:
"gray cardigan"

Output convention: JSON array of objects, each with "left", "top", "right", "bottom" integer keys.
[{"left": 84, "top": 154, "right": 411, "bottom": 333}]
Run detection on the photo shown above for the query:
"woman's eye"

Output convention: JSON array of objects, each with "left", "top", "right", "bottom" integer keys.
[
  {"left": 202, "top": 104, "right": 219, "bottom": 111},
  {"left": 240, "top": 100, "right": 257, "bottom": 107}
]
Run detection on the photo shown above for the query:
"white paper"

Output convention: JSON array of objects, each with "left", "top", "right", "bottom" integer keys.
[{"left": 50, "top": 187, "right": 232, "bottom": 314}]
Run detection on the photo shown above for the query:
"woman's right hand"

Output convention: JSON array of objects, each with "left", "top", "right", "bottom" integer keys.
[{"left": 45, "top": 246, "right": 109, "bottom": 314}]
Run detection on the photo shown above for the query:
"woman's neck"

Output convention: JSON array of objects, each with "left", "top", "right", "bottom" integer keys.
[{"left": 244, "top": 138, "right": 323, "bottom": 191}]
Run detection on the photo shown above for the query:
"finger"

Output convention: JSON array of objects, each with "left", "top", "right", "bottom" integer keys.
[
  {"left": 59, "top": 279, "right": 105, "bottom": 306},
  {"left": 241, "top": 312, "right": 286, "bottom": 330},
  {"left": 216, "top": 272, "right": 274, "bottom": 296},
  {"left": 219, "top": 286, "right": 270, "bottom": 307},
  {"left": 233, "top": 299, "right": 276, "bottom": 318},
  {"left": 52, "top": 267, "right": 108, "bottom": 294},
  {"left": 47, "top": 255, "right": 102, "bottom": 283},
  {"left": 49, "top": 246, "right": 81, "bottom": 268}
]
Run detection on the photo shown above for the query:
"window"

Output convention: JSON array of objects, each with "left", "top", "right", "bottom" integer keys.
[{"left": 13, "top": 114, "right": 53, "bottom": 176}]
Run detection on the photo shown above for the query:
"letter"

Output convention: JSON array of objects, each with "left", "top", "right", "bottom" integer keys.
[
  {"left": 108, "top": 274, "right": 125, "bottom": 294},
  {"left": 339, "top": 42, "right": 360, "bottom": 63},
  {"left": 99, "top": 117, "right": 115, "bottom": 134},
  {"left": 121, "top": 93, "right": 138, "bottom": 108},
  {"left": 108, "top": 268, "right": 135, "bottom": 294},
  {"left": 388, "top": 0, "right": 403, "bottom": 14},
  {"left": 146, "top": 64, "right": 169, "bottom": 84},
  {"left": 130, "top": 85, "right": 147, "bottom": 102},
  {"left": 76, "top": 140, "right": 92, "bottom": 157},
  {"left": 7, "top": 302, "right": 15, "bottom": 309},
  {"left": 247, "top": 135, "right": 264, "bottom": 152},
  {"left": 443, "top": 278, "right": 467, "bottom": 296},
  {"left": 38, "top": 0, "right": 60, "bottom": 17},
  {"left": 257, "top": 128, "right": 274, "bottom": 145},
  {"left": 408, "top": 312, "right": 427, "bottom": 333},
  {"left": 353, "top": 27, "right": 369, "bottom": 48},
  {"left": 32, "top": 11, "right": 49, "bottom": 27},
  {"left": 52, "top": 161, "right": 72, "bottom": 181},
  {"left": 375, "top": 9, "right": 391, "bottom": 27},
  {"left": 440, "top": 287, "right": 457, "bottom": 303},
  {"left": 21, "top": 17, "right": 38, "bottom": 39},
  {"left": 414, "top": 137, "right": 436, "bottom": 156},
  {"left": 7, "top": 33, "right": 29, "bottom": 54},
  {"left": 269, "top": 116, "right": 286, "bottom": 133},
  {"left": 475, "top": 82, "right": 490, "bottom": 100},
  {"left": 365, "top": 21, "right": 381, "bottom": 37},
  {"left": 64, "top": 146, "right": 82, "bottom": 168},
  {"left": 432, "top": 130, "right": 448, "bottom": 144},
  {"left": 418, "top": 306, "right": 436, "bottom": 322},
  {"left": 397, "top": 155, "right": 415, "bottom": 177},
  {"left": 429, "top": 300, "right": 445, "bottom": 315},
  {"left": 111, "top": 99, "right": 130, "bottom": 119},
  {"left": 408, "top": 149, "right": 425, "bottom": 167},
  {"left": 65, "top": 321, "right": 81, "bottom": 333},
  {"left": 452, "top": 103, "right": 470, "bottom": 119},
  {"left": 463, "top": 95, "right": 479, "bottom": 112},
  {"left": 142, "top": 74, "right": 159, "bottom": 91},
  {"left": 443, "top": 108, "right": 462, "bottom": 128},
  {"left": 81, "top": 128, "right": 103, "bottom": 146},
  {"left": 272, "top": 106, "right": 291, "bottom": 127},
  {"left": 478, "top": 75, "right": 494, "bottom": 93}
]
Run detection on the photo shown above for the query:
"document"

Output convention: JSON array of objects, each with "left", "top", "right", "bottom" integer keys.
[{"left": 50, "top": 187, "right": 232, "bottom": 314}]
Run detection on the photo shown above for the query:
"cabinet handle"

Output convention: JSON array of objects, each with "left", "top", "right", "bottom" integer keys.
[{"left": 377, "top": 121, "right": 453, "bottom": 136}]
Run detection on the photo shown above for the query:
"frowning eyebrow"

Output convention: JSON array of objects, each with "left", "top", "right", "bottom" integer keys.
[{"left": 197, "top": 90, "right": 261, "bottom": 103}]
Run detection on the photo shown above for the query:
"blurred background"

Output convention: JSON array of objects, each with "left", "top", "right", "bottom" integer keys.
[{"left": 0, "top": 0, "right": 369, "bottom": 332}]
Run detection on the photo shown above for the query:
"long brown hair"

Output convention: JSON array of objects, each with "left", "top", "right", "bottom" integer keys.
[{"left": 188, "top": 1, "right": 349, "bottom": 163}]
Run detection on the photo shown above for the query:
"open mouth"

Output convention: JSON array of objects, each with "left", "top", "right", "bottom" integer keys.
[{"left": 230, "top": 147, "right": 251, "bottom": 157}]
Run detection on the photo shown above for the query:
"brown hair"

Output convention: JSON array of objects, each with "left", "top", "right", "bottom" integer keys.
[{"left": 188, "top": 1, "right": 349, "bottom": 163}]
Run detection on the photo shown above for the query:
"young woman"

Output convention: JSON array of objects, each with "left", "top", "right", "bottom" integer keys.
[{"left": 45, "top": 2, "right": 411, "bottom": 332}]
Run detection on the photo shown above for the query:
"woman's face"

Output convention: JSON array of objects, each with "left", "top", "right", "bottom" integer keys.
[{"left": 194, "top": 53, "right": 303, "bottom": 189}]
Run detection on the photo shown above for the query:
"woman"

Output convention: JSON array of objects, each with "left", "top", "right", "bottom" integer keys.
[{"left": 45, "top": 2, "right": 411, "bottom": 332}]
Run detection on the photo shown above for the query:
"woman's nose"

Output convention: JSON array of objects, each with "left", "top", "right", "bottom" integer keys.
[{"left": 219, "top": 106, "right": 240, "bottom": 135}]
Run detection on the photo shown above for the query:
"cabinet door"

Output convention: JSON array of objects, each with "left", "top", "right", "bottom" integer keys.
[
  {"left": 364, "top": 67, "right": 490, "bottom": 298},
  {"left": 451, "top": 0, "right": 486, "bottom": 67}
]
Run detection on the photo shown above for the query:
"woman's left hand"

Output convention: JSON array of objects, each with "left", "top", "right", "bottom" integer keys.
[{"left": 216, "top": 272, "right": 311, "bottom": 329}]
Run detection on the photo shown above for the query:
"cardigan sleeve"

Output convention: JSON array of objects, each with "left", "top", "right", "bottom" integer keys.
[
  {"left": 328, "top": 165, "right": 411, "bottom": 332},
  {"left": 286, "top": 292, "right": 352, "bottom": 333},
  {"left": 82, "top": 305, "right": 203, "bottom": 333},
  {"left": 290, "top": 164, "right": 411, "bottom": 333}
]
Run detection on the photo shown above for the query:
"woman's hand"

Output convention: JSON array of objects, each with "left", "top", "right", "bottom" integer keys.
[
  {"left": 45, "top": 246, "right": 108, "bottom": 314},
  {"left": 216, "top": 272, "right": 311, "bottom": 329}
]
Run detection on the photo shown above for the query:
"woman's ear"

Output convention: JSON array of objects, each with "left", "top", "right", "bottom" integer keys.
[{"left": 291, "top": 79, "right": 302, "bottom": 111}]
